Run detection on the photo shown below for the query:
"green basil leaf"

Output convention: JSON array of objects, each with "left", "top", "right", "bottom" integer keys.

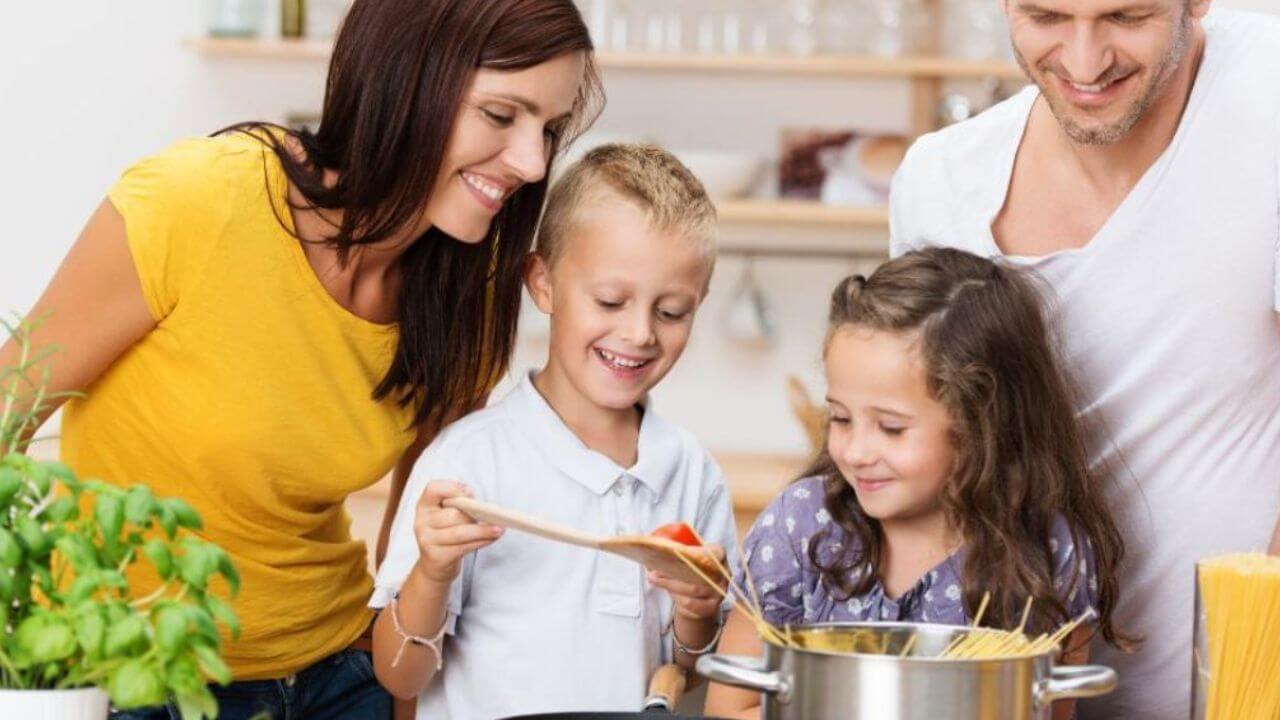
[
  {"left": 204, "top": 594, "right": 240, "bottom": 640},
  {"left": 173, "top": 686, "right": 218, "bottom": 720},
  {"left": 192, "top": 643, "right": 232, "bottom": 686},
  {"left": 124, "top": 486, "right": 156, "bottom": 526},
  {"left": 65, "top": 572, "right": 100, "bottom": 604},
  {"left": 54, "top": 535, "right": 94, "bottom": 573},
  {"left": 75, "top": 607, "right": 107, "bottom": 660},
  {"left": 43, "top": 496, "right": 78, "bottom": 523},
  {"left": 142, "top": 539, "right": 174, "bottom": 580},
  {"left": 104, "top": 615, "right": 148, "bottom": 657},
  {"left": 154, "top": 605, "right": 189, "bottom": 658},
  {"left": 107, "top": 658, "right": 168, "bottom": 710},
  {"left": 16, "top": 516, "right": 51, "bottom": 559},
  {"left": 164, "top": 498, "right": 203, "bottom": 531},
  {"left": 178, "top": 546, "right": 215, "bottom": 591},
  {"left": 0, "top": 468, "right": 22, "bottom": 507},
  {"left": 0, "top": 527, "right": 24, "bottom": 567},
  {"left": 26, "top": 463, "right": 51, "bottom": 497},
  {"left": 43, "top": 460, "right": 76, "bottom": 484},
  {"left": 94, "top": 494, "right": 125, "bottom": 543},
  {"left": 185, "top": 606, "right": 220, "bottom": 646},
  {"left": 158, "top": 504, "right": 178, "bottom": 539},
  {"left": 165, "top": 655, "right": 204, "bottom": 696},
  {"left": 15, "top": 614, "right": 77, "bottom": 663}
]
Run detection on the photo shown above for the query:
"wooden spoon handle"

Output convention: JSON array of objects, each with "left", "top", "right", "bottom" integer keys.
[
  {"left": 442, "top": 496, "right": 603, "bottom": 549},
  {"left": 643, "top": 663, "right": 688, "bottom": 711}
]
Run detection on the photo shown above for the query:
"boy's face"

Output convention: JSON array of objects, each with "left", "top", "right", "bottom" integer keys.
[{"left": 527, "top": 196, "right": 709, "bottom": 413}]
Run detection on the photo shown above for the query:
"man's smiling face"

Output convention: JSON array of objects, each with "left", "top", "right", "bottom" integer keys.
[{"left": 1005, "top": 0, "right": 1207, "bottom": 144}]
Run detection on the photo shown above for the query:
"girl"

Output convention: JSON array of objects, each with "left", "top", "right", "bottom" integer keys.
[
  {"left": 1, "top": 1, "right": 602, "bottom": 717},
  {"left": 706, "top": 248, "right": 1134, "bottom": 720}
]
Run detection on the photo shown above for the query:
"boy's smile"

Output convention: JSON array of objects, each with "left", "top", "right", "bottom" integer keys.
[{"left": 527, "top": 193, "right": 710, "bottom": 428}]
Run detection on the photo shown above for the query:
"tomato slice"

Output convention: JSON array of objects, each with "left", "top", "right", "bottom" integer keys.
[{"left": 650, "top": 522, "right": 701, "bottom": 546}]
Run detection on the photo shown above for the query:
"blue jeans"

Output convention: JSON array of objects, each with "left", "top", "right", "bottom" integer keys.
[{"left": 109, "top": 649, "right": 390, "bottom": 720}]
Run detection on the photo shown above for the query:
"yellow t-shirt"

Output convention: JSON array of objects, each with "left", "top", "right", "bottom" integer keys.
[{"left": 61, "top": 133, "right": 416, "bottom": 680}]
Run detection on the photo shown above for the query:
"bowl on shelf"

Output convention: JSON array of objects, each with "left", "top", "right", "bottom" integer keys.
[{"left": 670, "top": 149, "right": 764, "bottom": 199}]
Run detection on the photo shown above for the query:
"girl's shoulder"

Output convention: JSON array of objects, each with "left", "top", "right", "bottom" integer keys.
[
  {"left": 749, "top": 475, "right": 834, "bottom": 542},
  {"left": 1045, "top": 515, "right": 1100, "bottom": 620}
]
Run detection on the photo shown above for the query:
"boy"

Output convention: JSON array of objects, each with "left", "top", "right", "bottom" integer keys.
[{"left": 369, "top": 144, "right": 738, "bottom": 719}]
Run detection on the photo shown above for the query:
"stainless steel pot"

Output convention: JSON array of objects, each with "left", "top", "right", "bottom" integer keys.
[{"left": 697, "top": 622, "right": 1117, "bottom": 720}]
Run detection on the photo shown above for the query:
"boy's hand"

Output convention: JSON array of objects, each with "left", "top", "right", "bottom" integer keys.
[
  {"left": 648, "top": 543, "right": 727, "bottom": 620},
  {"left": 413, "top": 481, "right": 503, "bottom": 585}
]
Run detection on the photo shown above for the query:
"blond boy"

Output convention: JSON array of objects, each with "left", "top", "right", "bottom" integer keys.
[{"left": 370, "top": 145, "right": 738, "bottom": 720}]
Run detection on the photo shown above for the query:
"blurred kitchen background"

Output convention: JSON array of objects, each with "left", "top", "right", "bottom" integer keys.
[{"left": 3, "top": 0, "right": 1277, "bottom": 541}]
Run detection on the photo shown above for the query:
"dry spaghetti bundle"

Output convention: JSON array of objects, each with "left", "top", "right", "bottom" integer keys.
[
  {"left": 671, "top": 530, "right": 1090, "bottom": 661},
  {"left": 1197, "top": 553, "right": 1280, "bottom": 719}
]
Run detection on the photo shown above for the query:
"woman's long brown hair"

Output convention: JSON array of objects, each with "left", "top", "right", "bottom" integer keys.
[
  {"left": 807, "top": 248, "right": 1135, "bottom": 649},
  {"left": 220, "top": 0, "right": 603, "bottom": 431}
]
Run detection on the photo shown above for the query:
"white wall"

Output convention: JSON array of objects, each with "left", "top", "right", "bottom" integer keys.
[{"left": 2, "top": 0, "right": 1275, "bottom": 455}]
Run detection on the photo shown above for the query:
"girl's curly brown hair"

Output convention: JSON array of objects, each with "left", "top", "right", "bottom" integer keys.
[{"left": 806, "top": 247, "right": 1136, "bottom": 650}]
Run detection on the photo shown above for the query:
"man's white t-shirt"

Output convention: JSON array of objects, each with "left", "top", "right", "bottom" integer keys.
[
  {"left": 889, "top": 10, "right": 1280, "bottom": 719},
  {"left": 371, "top": 371, "right": 738, "bottom": 720}
]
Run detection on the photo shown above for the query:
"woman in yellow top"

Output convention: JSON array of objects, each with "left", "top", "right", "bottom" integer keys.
[{"left": 0, "top": 0, "right": 602, "bottom": 717}]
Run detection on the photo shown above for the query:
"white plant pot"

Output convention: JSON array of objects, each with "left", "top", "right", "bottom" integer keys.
[{"left": 0, "top": 686, "right": 111, "bottom": 719}]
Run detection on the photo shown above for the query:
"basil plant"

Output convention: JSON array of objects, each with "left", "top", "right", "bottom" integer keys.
[{"left": 1, "top": 318, "right": 240, "bottom": 718}]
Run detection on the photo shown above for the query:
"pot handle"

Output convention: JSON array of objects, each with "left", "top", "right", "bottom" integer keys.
[
  {"left": 1037, "top": 664, "right": 1118, "bottom": 703},
  {"left": 695, "top": 654, "right": 792, "bottom": 703}
]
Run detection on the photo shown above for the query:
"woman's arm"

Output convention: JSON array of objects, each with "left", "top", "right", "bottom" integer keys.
[
  {"left": 0, "top": 199, "right": 155, "bottom": 433},
  {"left": 703, "top": 608, "right": 764, "bottom": 720}
]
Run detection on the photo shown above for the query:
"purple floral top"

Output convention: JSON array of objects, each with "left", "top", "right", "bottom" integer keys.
[{"left": 735, "top": 476, "right": 1100, "bottom": 628}]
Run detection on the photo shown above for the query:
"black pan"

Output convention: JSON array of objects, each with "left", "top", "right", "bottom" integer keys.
[
  {"left": 499, "top": 707, "right": 727, "bottom": 712},
  {"left": 500, "top": 664, "right": 731, "bottom": 720}
]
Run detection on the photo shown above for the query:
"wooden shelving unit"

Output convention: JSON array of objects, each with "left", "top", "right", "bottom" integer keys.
[
  {"left": 184, "top": 38, "right": 965, "bottom": 244},
  {"left": 716, "top": 199, "right": 887, "bottom": 227},
  {"left": 184, "top": 37, "right": 1019, "bottom": 80}
]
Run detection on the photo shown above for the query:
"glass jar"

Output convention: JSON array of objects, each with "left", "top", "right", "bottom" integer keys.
[
  {"left": 866, "top": 0, "right": 935, "bottom": 57},
  {"left": 942, "top": 0, "right": 1010, "bottom": 59},
  {"left": 206, "top": 0, "right": 266, "bottom": 38}
]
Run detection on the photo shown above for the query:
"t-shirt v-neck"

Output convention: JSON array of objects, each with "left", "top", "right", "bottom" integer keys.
[{"left": 978, "top": 46, "right": 1220, "bottom": 265}]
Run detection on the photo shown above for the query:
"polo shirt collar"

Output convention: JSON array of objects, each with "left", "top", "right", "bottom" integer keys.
[{"left": 508, "top": 371, "right": 680, "bottom": 501}]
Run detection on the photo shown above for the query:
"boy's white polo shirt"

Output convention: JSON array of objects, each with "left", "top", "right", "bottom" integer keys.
[{"left": 371, "top": 371, "right": 738, "bottom": 720}]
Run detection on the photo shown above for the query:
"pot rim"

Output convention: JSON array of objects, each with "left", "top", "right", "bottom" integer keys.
[{"left": 763, "top": 620, "right": 1058, "bottom": 665}]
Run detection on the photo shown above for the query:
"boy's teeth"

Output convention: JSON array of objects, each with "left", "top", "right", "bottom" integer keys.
[
  {"left": 599, "top": 349, "right": 646, "bottom": 369},
  {"left": 462, "top": 172, "right": 504, "bottom": 201}
]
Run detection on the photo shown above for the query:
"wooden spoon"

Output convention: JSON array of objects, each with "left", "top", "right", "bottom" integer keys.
[{"left": 443, "top": 496, "right": 725, "bottom": 588}]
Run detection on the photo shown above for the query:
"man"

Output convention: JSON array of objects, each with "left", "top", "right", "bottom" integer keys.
[{"left": 889, "top": 1, "right": 1280, "bottom": 717}]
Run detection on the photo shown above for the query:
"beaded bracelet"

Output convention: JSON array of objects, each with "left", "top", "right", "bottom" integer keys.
[
  {"left": 664, "top": 612, "right": 725, "bottom": 656},
  {"left": 389, "top": 596, "right": 447, "bottom": 670}
]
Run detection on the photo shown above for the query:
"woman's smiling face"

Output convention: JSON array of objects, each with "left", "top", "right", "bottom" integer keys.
[{"left": 424, "top": 52, "right": 585, "bottom": 243}]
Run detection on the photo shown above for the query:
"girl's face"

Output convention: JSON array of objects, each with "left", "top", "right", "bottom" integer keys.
[
  {"left": 425, "top": 52, "right": 586, "bottom": 243},
  {"left": 824, "top": 326, "right": 956, "bottom": 531}
]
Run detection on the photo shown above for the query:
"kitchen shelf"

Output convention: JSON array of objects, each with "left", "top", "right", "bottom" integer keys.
[
  {"left": 716, "top": 200, "right": 888, "bottom": 227},
  {"left": 183, "top": 37, "right": 1020, "bottom": 80},
  {"left": 600, "top": 51, "right": 1021, "bottom": 80}
]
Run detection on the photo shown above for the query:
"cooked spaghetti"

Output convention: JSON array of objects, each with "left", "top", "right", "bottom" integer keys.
[{"left": 1197, "top": 553, "right": 1280, "bottom": 719}]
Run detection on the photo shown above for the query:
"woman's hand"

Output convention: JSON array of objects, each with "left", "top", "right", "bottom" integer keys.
[
  {"left": 648, "top": 543, "right": 727, "bottom": 620},
  {"left": 411, "top": 480, "right": 503, "bottom": 585}
]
